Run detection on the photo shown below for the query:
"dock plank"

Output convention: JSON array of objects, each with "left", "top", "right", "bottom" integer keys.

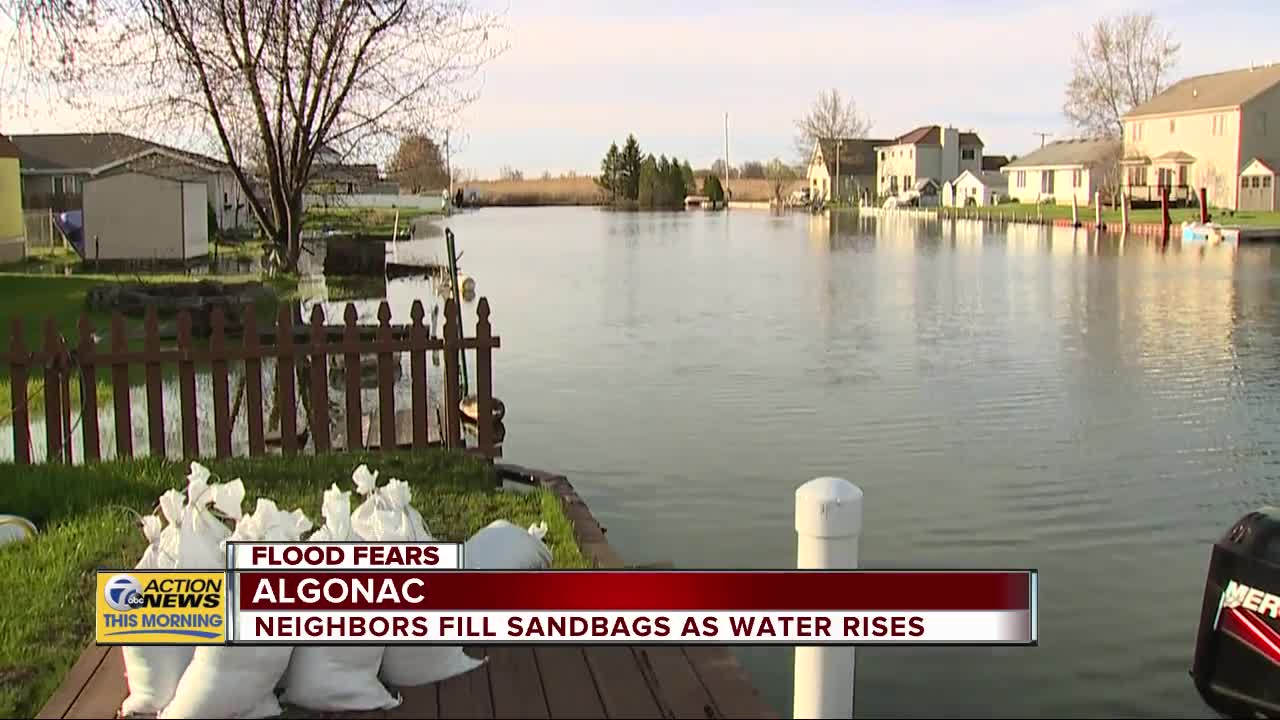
[
  {"left": 683, "top": 646, "right": 779, "bottom": 719},
  {"left": 64, "top": 647, "right": 128, "bottom": 719},
  {"left": 634, "top": 646, "right": 718, "bottom": 719},
  {"left": 35, "top": 645, "right": 109, "bottom": 719},
  {"left": 486, "top": 647, "right": 549, "bottom": 719},
  {"left": 582, "top": 646, "right": 662, "bottom": 719},
  {"left": 386, "top": 683, "right": 438, "bottom": 719},
  {"left": 533, "top": 647, "right": 606, "bottom": 719},
  {"left": 436, "top": 648, "right": 494, "bottom": 719}
]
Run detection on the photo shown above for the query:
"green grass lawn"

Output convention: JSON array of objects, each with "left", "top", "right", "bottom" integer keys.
[
  {"left": 0, "top": 450, "right": 588, "bottom": 718},
  {"left": 940, "top": 203, "right": 1280, "bottom": 227},
  {"left": 304, "top": 206, "right": 438, "bottom": 235}
]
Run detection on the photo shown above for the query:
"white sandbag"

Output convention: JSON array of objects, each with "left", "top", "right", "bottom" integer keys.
[
  {"left": 283, "top": 486, "right": 400, "bottom": 712},
  {"left": 464, "top": 520, "right": 553, "bottom": 569},
  {"left": 160, "top": 647, "right": 289, "bottom": 719},
  {"left": 349, "top": 466, "right": 431, "bottom": 541},
  {"left": 379, "top": 646, "right": 486, "bottom": 688},
  {"left": 161, "top": 462, "right": 246, "bottom": 569},
  {"left": 120, "top": 514, "right": 195, "bottom": 717},
  {"left": 346, "top": 466, "right": 484, "bottom": 687},
  {"left": 161, "top": 500, "right": 311, "bottom": 719}
]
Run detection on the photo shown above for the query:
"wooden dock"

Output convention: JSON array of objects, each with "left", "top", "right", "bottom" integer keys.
[{"left": 37, "top": 470, "right": 776, "bottom": 719}]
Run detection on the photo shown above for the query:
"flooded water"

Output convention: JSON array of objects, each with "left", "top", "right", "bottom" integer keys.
[
  {"left": 397, "top": 207, "right": 1276, "bottom": 718},
  {"left": 12, "top": 207, "right": 1278, "bottom": 716}
]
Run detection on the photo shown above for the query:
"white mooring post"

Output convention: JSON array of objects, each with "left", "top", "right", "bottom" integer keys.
[{"left": 794, "top": 477, "right": 863, "bottom": 719}]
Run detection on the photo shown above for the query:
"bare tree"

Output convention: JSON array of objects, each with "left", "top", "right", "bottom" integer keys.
[
  {"left": 794, "top": 89, "right": 872, "bottom": 161},
  {"left": 498, "top": 166, "right": 523, "bottom": 181},
  {"left": 766, "top": 158, "right": 793, "bottom": 204},
  {"left": 49, "top": 0, "right": 502, "bottom": 270},
  {"left": 388, "top": 134, "right": 449, "bottom": 194},
  {"left": 1064, "top": 12, "right": 1180, "bottom": 138}
]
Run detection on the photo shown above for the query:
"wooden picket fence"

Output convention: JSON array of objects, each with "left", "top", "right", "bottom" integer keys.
[{"left": 0, "top": 297, "right": 501, "bottom": 465}]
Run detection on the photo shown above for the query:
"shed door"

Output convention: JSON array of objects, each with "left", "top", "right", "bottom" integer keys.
[{"left": 1240, "top": 175, "right": 1274, "bottom": 211}]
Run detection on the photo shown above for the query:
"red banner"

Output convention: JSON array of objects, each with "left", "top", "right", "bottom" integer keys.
[{"left": 237, "top": 570, "right": 1033, "bottom": 612}]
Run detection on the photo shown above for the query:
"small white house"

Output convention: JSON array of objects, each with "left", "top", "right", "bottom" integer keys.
[
  {"left": 83, "top": 169, "right": 209, "bottom": 262},
  {"left": 942, "top": 170, "right": 1006, "bottom": 207}
]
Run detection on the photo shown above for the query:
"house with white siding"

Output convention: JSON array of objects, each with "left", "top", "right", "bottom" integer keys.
[{"left": 1001, "top": 138, "right": 1120, "bottom": 206}]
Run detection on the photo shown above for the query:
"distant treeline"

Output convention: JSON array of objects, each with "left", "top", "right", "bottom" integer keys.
[{"left": 596, "top": 134, "right": 724, "bottom": 209}]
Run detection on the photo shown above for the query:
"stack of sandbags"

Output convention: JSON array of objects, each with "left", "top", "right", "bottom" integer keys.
[
  {"left": 345, "top": 465, "right": 485, "bottom": 688},
  {"left": 121, "top": 463, "right": 244, "bottom": 718},
  {"left": 161, "top": 499, "right": 312, "bottom": 719},
  {"left": 281, "top": 484, "right": 402, "bottom": 713}
]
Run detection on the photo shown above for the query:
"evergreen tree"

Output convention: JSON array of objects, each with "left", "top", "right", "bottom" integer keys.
[
  {"left": 681, "top": 160, "right": 695, "bottom": 190},
  {"left": 620, "top": 134, "right": 643, "bottom": 201},
  {"left": 667, "top": 156, "right": 688, "bottom": 207},
  {"left": 703, "top": 174, "right": 725, "bottom": 205},
  {"left": 638, "top": 155, "right": 661, "bottom": 209},
  {"left": 596, "top": 142, "right": 620, "bottom": 200},
  {"left": 656, "top": 155, "right": 672, "bottom": 207}
]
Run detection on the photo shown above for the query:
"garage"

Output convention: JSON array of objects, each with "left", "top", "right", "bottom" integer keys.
[
  {"left": 1239, "top": 158, "right": 1277, "bottom": 212},
  {"left": 83, "top": 169, "right": 209, "bottom": 263}
]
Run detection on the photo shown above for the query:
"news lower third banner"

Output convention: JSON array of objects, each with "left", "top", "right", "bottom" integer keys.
[{"left": 96, "top": 542, "right": 1038, "bottom": 646}]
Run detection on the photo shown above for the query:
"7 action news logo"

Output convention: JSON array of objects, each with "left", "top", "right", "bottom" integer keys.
[
  {"left": 95, "top": 571, "right": 227, "bottom": 645},
  {"left": 103, "top": 573, "right": 222, "bottom": 610},
  {"left": 103, "top": 574, "right": 147, "bottom": 611}
]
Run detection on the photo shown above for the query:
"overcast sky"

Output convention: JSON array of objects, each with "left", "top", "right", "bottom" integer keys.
[{"left": 3, "top": 0, "right": 1278, "bottom": 177}]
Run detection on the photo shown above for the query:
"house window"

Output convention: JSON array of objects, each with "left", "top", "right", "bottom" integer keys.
[
  {"left": 1072, "top": 169, "right": 1082, "bottom": 188},
  {"left": 1169, "top": 118, "right": 1176, "bottom": 134},
  {"left": 52, "top": 175, "right": 79, "bottom": 195},
  {"left": 1265, "top": 176, "right": 1273, "bottom": 188},
  {"left": 1040, "top": 170, "right": 1054, "bottom": 194},
  {"left": 880, "top": 152, "right": 885, "bottom": 161},
  {"left": 1128, "top": 166, "right": 1148, "bottom": 186},
  {"left": 1178, "top": 166, "right": 1187, "bottom": 186},
  {"left": 961, "top": 148, "right": 975, "bottom": 160},
  {"left": 1212, "top": 115, "right": 1225, "bottom": 136},
  {"left": 1131, "top": 122, "right": 1143, "bottom": 141},
  {"left": 1016, "top": 171, "right": 1026, "bottom": 188}
]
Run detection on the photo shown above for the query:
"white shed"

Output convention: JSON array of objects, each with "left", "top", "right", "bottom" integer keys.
[
  {"left": 83, "top": 169, "right": 209, "bottom": 262},
  {"left": 1240, "top": 158, "right": 1278, "bottom": 212},
  {"left": 942, "top": 170, "right": 1006, "bottom": 207}
]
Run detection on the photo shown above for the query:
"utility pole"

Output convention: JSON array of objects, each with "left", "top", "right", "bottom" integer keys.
[
  {"left": 721, "top": 111, "right": 732, "bottom": 207},
  {"left": 1033, "top": 131, "right": 1052, "bottom": 148},
  {"left": 445, "top": 129, "right": 452, "bottom": 215},
  {"left": 835, "top": 138, "right": 842, "bottom": 206}
]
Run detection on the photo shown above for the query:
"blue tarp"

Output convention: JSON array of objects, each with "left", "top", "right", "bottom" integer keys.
[{"left": 53, "top": 210, "right": 85, "bottom": 258}]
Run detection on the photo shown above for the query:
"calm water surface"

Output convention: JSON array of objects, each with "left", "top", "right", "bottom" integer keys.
[{"left": 397, "top": 207, "right": 1280, "bottom": 718}]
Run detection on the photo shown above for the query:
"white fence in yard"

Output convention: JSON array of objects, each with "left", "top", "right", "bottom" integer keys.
[{"left": 303, "top": 193, "right": 445, "bottom": 211}]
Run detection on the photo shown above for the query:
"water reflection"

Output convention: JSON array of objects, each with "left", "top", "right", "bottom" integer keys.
[{"left": 396, "top": 207, "right": 1278, "bottom": 718}]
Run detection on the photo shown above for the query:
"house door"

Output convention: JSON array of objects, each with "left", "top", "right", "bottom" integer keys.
[{"left": 1240, "top": 175, "right": 1274, "bottom": 211}]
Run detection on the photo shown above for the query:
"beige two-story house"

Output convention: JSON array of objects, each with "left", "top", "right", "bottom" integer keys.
[
  {"left": 875, "top": 126, "right": 983, "bottom": 201},
  {"left": 1121, "top": 63, "right": 1280, "bottom": 209}
]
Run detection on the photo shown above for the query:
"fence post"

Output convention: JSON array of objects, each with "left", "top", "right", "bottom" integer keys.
[{"left": 794, "top": 477, "right": 863, "bottom": 719}]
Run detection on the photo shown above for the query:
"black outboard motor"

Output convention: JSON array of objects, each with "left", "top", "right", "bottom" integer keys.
[{"left": 1191, "top": 507, "right": 1280, "bottom": 718}]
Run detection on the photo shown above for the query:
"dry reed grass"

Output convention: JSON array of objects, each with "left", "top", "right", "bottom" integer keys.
[{"left": 458, "top": 176, "right": 809, "bottom": 206}]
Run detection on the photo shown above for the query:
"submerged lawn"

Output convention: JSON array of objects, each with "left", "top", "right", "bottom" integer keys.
[
  {"left": 0, "top": 270, "right": 299, "bottom": 416},
  {"left": 940, "top": 203, "right": 1280, "bottom": 227},
  {"left": 0, "top": 450, "right": 588, "bottom": 717},
  {"left": 304, "top": 206, "right": 438, "bottom": 235}
]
